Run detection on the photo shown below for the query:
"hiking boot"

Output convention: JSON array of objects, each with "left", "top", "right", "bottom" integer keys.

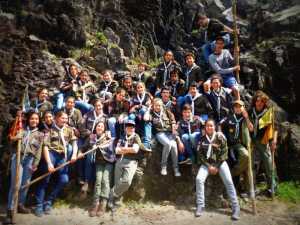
[
  {"left": 161, "top": 167, "right": 167, "bottom": 176},
  {"left": 174, "top": 168, "right": 181, "bottom": 177},
  {"left": 88, "top": 202, "right": 99, "bottom": 217},
  {"left": 3, "top": 210, "right": 16, "bottom": 225},
  {"left": 231, "top": 206, "right": 240, "bottom": 220},
  {"left": 195, "top": 206, "right": 204, "bottom": 217},
  {"left": 44, "top": 202, "right": 52, "bottom": 215},
  {"left": 18, "top": 204, "right": 31, "bottom": 214},
  {"left": 97, "top": 199, "right": 107, "bottom": 217}
]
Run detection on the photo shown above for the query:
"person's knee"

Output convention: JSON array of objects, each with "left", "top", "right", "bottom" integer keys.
[
  {"left": 181, "top": 134, "right": 189, "bottom": 142},
  {"left": 59, "top": 174, "right": 69, "bottom": 185},
  {"left": 196, "top": 175, "right": 205, "bottom": 185}
]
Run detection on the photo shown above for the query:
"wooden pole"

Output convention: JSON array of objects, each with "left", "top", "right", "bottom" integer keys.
[
  {"left": 271, "top": 105, "right": 276, "bottom": 199},
  {"left": 232, "top": 0, "right": 240, "bottom": 83},
  {"left": 248, "top": 142, "right": 257, "bottom": 215},
  {"left": 12, "top": 139, "right": 22, "bottom": 214},
  {"left": 21, "top": 141, "right": 110, "bottom": 190}
]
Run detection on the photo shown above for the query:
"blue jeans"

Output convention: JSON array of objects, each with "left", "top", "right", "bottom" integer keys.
[
  {"left": 156, "top": 132, "right": 178, "bottom": 169},
  {"left": 7, "top": 154, "right": 34, "bottom": 210},
  {"left": 75, "top": 100, "right": 93, "bottom": 115},
  {"left": 55, "top": 92, "right": 65, "bottom": 112},
  {"left": 202, "top": 33, "right": 231, "bottom": 62},
  {"left": 179, "top": 132, "right": 201, "bottom": 162},
  {"left": 129, "top": 108, "right": 152, "bottom": 149},
  {"left": 35, "top": 151, "right": 69, "bottom": 210},
  {"left": 107, "top": 117, "right": 117, "bottom": 138}
]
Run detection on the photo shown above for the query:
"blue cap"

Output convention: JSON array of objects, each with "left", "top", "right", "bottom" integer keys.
[{"left": 125, "top": 119, "right": 135, "bottom": 126}]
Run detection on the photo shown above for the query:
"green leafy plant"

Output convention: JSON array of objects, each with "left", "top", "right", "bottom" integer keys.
[
  {"left": 95, "top": 31, "right": 108, "bottom": 45},
  {"left": 277, "top": 182, "right": 300, "bottom": 204}
]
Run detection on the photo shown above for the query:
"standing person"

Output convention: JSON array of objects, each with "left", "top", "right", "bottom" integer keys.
[
  {"left": 196, "top": 14, "right": 235, "bottom": 62},
  {"left": 4, "top": 112, "right": 44, "bottom": 224},
  {"left": 79, "top": 99, "right": 107, "bottom": 191},
  {"left": 55, "top": 64, "right": 80, "bottom": 112},
  {"left": 208, "top": 36, "right": 240, "bottom": 100},
  {"left": 31, "top": 88, "right": 53, "bottom": 119},
  {"left": 177, "top": 104, "right": 203, "bottom": 164},
  {"left": 182, "top": 52, "right": 204, "bottom": 91},
  {"left": 78, "top": 121, "right": 115, "bottom": 217},
  {"left": 63, "top": 96, "right": 82, "bottom": 139},
  {"left": 151, "top": 98, "right": 181, "bottom": 177},
  {"left": 195, "top": 119, "right": 240, "bottom": 220},
  {"left": 155, "top": 50, "right": 182, "bottom": 91},
  {"left": 129, "top": 82, "right": 152, "bottom": 149},
  {"left": 108, "top": 120, "right": 146, "bottom": 210},
  {"left": 249, "top": 90, "right": 278, "bottom": 196},
  {"left": 98, "top": 70, "right": 118, "bottom": 102},
  {"left": 222, "top": 100, "right": 253, "bottom": 193},
  {"left": 207, "top": 75, "right": 233, "bottom": 125},
  {"left": 105, "top": 88, "right": 130, "bottom": 139},
  {"left": 34, "top": 111, "right": 78, "bottom": 217}
]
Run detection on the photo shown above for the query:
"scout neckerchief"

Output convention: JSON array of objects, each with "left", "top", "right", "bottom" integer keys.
[
  {"left": 91, "top": 110, "right": 103, "bottom": 132},
  {"left": 185, "top": 63, "right": 197, "bottom": 89},
  {"left": 53, "top": 123, "right": 68, "bottom": 159},
  {"left": 92, "top": 133, "right": 106, "bottom": 161},
  {"left": 171, "top": 81, "right": 178, "bottom": 96},
  {"left": 163, "top": 99, "right": 172, "bottom": 109},
  {"left": 34, "top": 98, "right": 46, "bottom": 113},
  {"left": 138, "top": 72, "right": 144, "bottom": 82},
  {"left": 233, "top": 114, "right": 244, "bottom": 140},
  {"left": 137, "top": 92, "right": 146, "bottom": 106},
  {"left": 204, "top": 18, "right": 210, "bottom": 43},
  {"left": 183, "top": 115, "right": 193, "bottom": 135},
  {"left": 252, "top": 108, "right": 267, "bottom": 138},
  {"left": 78, "top": 80, "right": 87, "bottom": 102},
  {"left": 101, "top": 80, "right": 112, "bottom": 98},
  {"left": 187, "top": 92, "right": 202, "bottom": 115},
  {"left": 22, "top": 126, "right": 38, "bottom": 160},
  {"left": 163, "top": 61, "right": 172, "bottom": 85},
  {"left": 153, "top": 110, "right": 164, "bottom": 128},
  {"left": 212, "top": 88, "right": 222, "bottom": 120},
  {"left": 205, "top": 131, "right": 216, "bottom": 159},
  {"left": 43, "top": 122, "right": 53, "bottom": 131}
]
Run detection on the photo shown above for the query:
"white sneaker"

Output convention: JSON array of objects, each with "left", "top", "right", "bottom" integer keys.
[
  {"left": 174, "top": 168, "right": 181, "bottom": 177},
  {"left": 161, "top": 167, "right": 167, "bottom": 176}
]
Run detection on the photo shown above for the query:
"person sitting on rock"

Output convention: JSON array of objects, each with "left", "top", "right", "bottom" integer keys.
[
  {"left": 165, "top": 68, "right": 186, "bottom": 98},
  {"left": 74, "top": 69, "right": 97, "bottom": 115},
  {"left": 196, "top": 14, "right": 235, "bottom": 63},
  {"left": 179, "top": 82, "right": 213, "bottom": 120},
  {"left": 249, "top": 90, "right": 278, "bottom": 197},
  {"left": 155, "top": 50, "right": 182, "bottom": 93},
  {"left": 195, "top": 119, "right": 240, "bottom": 220},
  {"left": 182, "top": 52, "right": 205, "bottom": 92},
  {"left": 222, "top": 100, "right": 253, "bottom": 195},
  {"left": 159, "top": 86, "right": 177, "bottom": 117},
  {"left": 150, "top": 98, "right": 181, "bottom": 177},
  {"left": 208, "top": 36, "right": 240, "bottom": 100},
  {"left": 34, "top": 111, "right": 78, "bottom": 217},
  {"left": 30, "top": 88, "right": 53, "bottom": 119},
  {"left": 55, "top": 63, "right": 80, "bottom": 112},
  {"left": 4, "top": 112, "right": 44, "bottom": 224},
  {"left": 78, "top": 99, "right": 107, "bottom": 194},
  {"left": 132, "top": 63, "right": 151, "bottom": 87},
  {"left": 78, "top": 121, "right": 115, "bottom": 217},
  {"left": 63, "top": 96, "right": 82, "bottom": 139},
  {"left": 129, "top": 82, "right": 152, "bottom": 150},
  {"left": 207, "top": 75, "right": 233, "bottom": 127},
  {"left": 122, "top": 75, "right": 136, "bottom": 100},
  {"left": 105, "top": 87, "right": 130, "bottom": 139},
  {"left": 108, "top": 119, "right": 146, "bottom": 210},
  {"left": 177, "top": 104, "right": 203, "bottom": 165},
  {"left": 97, "top": 69, "right": 118, "bottom": 103}
]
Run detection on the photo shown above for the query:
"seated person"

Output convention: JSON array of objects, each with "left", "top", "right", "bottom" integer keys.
[
  {"left": 166, "top": 68, "right": 186, "bottom": 98},
  {"left": 97, "top": 70, "right": 118, "bottom": 102},
  {"left": 30, "top": 88, "right": 53, "bottom": 119},
  {"left": 195, "top": 119, "right": 240, "bottom": 220},
  {"left": 122, "top": 75, "right": 135, "bottom": 100}
]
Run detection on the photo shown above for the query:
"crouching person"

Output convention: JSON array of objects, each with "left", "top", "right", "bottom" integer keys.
[
  {"left": 4, "top": 112, "right": 43, "bottom": 224},
  {"left": 34, "top": 111, "right": 78, "bottom": 217},
  {"left": 195, "top": 119, "right": 240, "bottom": 220},
  {"left": 78, "top": 121, "right": 115, "bottom": 217},
  {"left": 108, "top": 119, "right": 145, "bottom": 210}
]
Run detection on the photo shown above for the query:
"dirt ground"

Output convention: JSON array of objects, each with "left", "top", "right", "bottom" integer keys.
[{"left": 1, "top": 199, "right": 299, "bottom": 225}]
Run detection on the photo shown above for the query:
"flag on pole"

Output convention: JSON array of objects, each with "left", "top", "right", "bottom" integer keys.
[
  {"left": 22, "top": 85, "right": 31, "bottom": 113},
  {"left": 259, "top": 107, "right": 274, "bottom": 144}
]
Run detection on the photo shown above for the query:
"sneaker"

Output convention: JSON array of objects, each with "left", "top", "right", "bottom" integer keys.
[
  {"left": 161, "top": 167, "right": 167, "bottom": 176},
  {"left": 231, "top": 206, "right": 240, "bottom": 220},
  {"left": 44, "top": 202, "right": 52, "bottom": 215},
  {"left": 143, "top": 147, "right": 152, "bottom": 152},
  {"left": 34, "top": 207, "right": 44, "bottom": 217},
  {"left": 18, "top": 204, "right": 31, "bottom": 214},
  {"left": 195, "top": 206, "right": 203, "bottom": 217},
  {"left": 174, "top": 168, "right": 181, "bottom": 177}
]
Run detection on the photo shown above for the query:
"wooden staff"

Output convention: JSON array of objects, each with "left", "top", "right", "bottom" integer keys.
[
  {"left": 21, "top": 141, "right": 111, "bottom": 190},
  {"left": 271, "top": 105, "right": 277, "bottom": 199},
  {"left": 13, "top": 139, "right": 22, "bottom": 214},
  {"left": 247, "top": 142, "right": 257, "bottom": 215},
  {"left": 232, "top": 0, "right": 240, "bottom": 83}
]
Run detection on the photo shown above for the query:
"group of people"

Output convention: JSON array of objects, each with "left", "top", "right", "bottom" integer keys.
[{"left": 3, "top": 14, "right": 278, "bottom": 224}]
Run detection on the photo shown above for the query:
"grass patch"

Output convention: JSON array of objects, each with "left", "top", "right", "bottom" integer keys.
[
  {"left": 95, "top": 31, "right": 108, "bottom": 46},
  {"left": 277, "top": 182, "right": 300, "bottom": 204}
]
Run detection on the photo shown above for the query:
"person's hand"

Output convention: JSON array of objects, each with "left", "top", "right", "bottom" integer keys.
[
  {"left": 271, "top": 140, "right": 277, "bottom": 152},
  {"left": 30, "top": 165, "right": 38, "bottom": 173},
  {"left": 77, "top": 152, "right": 84, "bottom": 159},
  {"left": 70, "top": 154, "right": 77, "bottom": 163},
  {"left": 242, "top": 107, "right": 249, "bottom": 119},
  {"left": 118, "top": 115, "right": 124, "bottom": 123},
  {"left": 47, "top": 163, "right": 55, "bottom": 173},
  {"left": 74, "top": 128, "right": 80, "bottom": 137},
  {"left": 177, "top": 140, "right": 185, "bottom": 153},
  {"left": 234, "top": 65, "right": 240, "bottom": 72},
  {"left": 208, "top": 166, "right": 218, "bottom": 175}
]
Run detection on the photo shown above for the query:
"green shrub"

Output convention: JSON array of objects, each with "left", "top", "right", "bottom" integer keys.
[
  {"left": 277, "top": 182, "right": 300, "bottom": 204},
  {"left": 95, "top": 32, "right": 108, "bottom": 45}
]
